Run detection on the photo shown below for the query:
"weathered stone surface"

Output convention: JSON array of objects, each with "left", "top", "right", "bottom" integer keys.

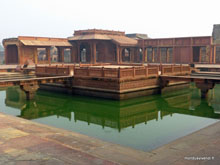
[
  {"left": 212, "top": 24, "right": 220, "bottom": 44},
  {"left": 0, "top": 112, "right": 219, "bottom": 165}
]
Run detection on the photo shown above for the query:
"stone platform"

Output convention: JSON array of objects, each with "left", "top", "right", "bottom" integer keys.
[{"left": 0, "top": 112, "right": 219, "bottom": 165}]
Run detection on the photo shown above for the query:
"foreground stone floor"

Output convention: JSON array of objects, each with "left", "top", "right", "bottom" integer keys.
[{"left": 0, "top": 112, "right": 219, "bottom": 165}]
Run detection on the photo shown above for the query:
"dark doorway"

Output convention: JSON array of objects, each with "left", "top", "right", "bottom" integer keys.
[
  {"left": 37, "top": 48, "right": 46, "bottom": 62},
  {"left": 193, "top": 47, "right": 200, "bottom": 62},
  {"left": 6, "top": 45, "right": 18, "bottom": 64},
  {"left": 64, "top": 48, "right": 71, "bottom": 63},
  {"left": 138, "top": 48, "right": 143, "bottom": 62}
]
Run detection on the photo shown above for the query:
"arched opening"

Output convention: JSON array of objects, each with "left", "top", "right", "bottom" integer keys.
[
  {"left": 6, "top": 45, "right": 18, "bottom": 64},
  {"left": 64, "top": 48, "right": 71, "bottom": 63},
  {"left": 80, "top": 43, "right": 91, "bottom": 63},
  {"left": 193, "top": 47, "right": 200, "bottom": 63},
  {"left": 161, "top": 48, "right": 167, "bottom": 63},
  {"left": 200, "top": 47, "right": 207, "bottom": 63},
  {"left": 122, "top": 48, "right": 131, "bottom": 62},
  {"left": 37, "top": 48, "right": 46, "bottom": 62},
  {"left": 50, "top": 46, "right": 58, "bottom": 63},
  {"left": 139, "top": 48, "right": 143, "bottom": 62}
]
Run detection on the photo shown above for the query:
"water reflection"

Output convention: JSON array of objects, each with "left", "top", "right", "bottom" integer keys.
[{"left": 4, "top": 85, "right": 220, "bottom": 132}]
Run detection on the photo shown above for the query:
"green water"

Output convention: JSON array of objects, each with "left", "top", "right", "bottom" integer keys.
[{"left": 0, "top": 84, "right": 220, "bottom": 151}]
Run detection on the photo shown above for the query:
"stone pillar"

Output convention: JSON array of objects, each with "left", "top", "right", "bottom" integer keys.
[
  {"left": 46, "top": 47, "right": 51, "bottom": 64},
  {"left": 119, "top": 48, "right": 123, "bottom": 64},
  {"left": 77, "top": 43, "right": 80, "bottom": 63},
  {"left": 93, "top": 42, "right": 96, "bottom": 64},
  {"left": 71, "top": 44, "right": 77, "bottom": 63},
  {"left": 61, "top": 48, "right": 64, "bottom": 63},
  {"left": 58, "top": 47, "right": 64, "bottom": 63},
  {"left": 142, "top": 40, "right": 145, "bottom": 63},
  {"left": 34, "top": 47, "right": 38, "bottom": 64},
  {"left": 145, "top": 48, "right": 148, "bottom": 62},
  {"left": 116, "top": 45, "right": 120, "bottom": 64},
  {"left": 134, "top": 48, "right": 137, "bottom": 63},
  {"left": 152, "top": 48, "right": 155, "bottom": 62},
  {"left": 17, "top": 45, "right": 22, "bottom": 65},
  {"left": 196, "top": 81, "right": 215, "bottom": 99},
  {"left": 130, "top": 48, "right": 134, "bottom": 63},
  {"left": 70, "top": 47, "right": 74, "bottom": 63},
  {"left": 173, "top": 46, "right": 176, "bottom": 64},
  {"left": 89, "top": 42, "right": 93, "bottom": 63},
  {"left": 20, "top": 84, "right": 39, "bottom": 100},
  {"left": 199, "top": 47, "right": 202, "bottom": 63},
  {"left": 142, "top": 48, "right": 146, "bottom": 63},
  {"left": 209, "top": 45, "right": 213, "bottom": 64},
  {"left": 166, "top": 48, "right": 169, "bottom": 63},
  {"left": 213, "top": 45, "right": 216, "bottom": 64},
  {"left": 4, "top": 45, "right": 8, "bottom": 64},
  {"left": 159, "top": 77, "right": 169, "bottom": 94}
]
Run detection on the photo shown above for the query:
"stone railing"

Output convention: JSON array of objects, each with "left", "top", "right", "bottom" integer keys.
[
  {"left": 161, "top": 64, "right": 191, "bottom": 76},
  {"left": 36, "top": 64, "right": 191, "bottom": 78},
  {"left": 74, "top": 66, "right": 159, "bottom": 79},
  {"left": 36, "top": 65, "right": 74, "bottom": 76},
  {"left": 79, "top": 63, "right": 111, "bottom": 67}
]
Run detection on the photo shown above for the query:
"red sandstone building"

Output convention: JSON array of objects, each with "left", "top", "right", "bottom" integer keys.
[{"left": 2, "top": 26, "right": 220, "bottom": 65}]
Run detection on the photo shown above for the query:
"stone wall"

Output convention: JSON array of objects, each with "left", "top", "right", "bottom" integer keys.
[
  {"left": 73, "top": 77, "right": 159, "bottom": 92},
  {"left": 212, "top": 24, "right": 220, "bottom": 44}
]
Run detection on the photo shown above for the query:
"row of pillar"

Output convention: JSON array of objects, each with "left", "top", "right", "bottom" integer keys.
[
  {"left": 73, "top": 41, "right": 147, "bottom": 64},
  {"left": 141, "top": 47, "right": 172, "bottom": 63},
  {"left": 36, "top": 45, "right": 217, "bottom": 64},
  {"left": 59, "top": 45, "right": 216, "bottom": 64},
  {"left": 75, "top": 42, "right": 121, "bottom": 64},
  {"left": 34, "top": 47, "right": 71, "bottom": 64}
]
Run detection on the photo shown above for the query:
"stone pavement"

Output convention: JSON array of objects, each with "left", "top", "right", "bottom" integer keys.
[{"left": 0, "top": 112, "right": 219, "bottom": 165}]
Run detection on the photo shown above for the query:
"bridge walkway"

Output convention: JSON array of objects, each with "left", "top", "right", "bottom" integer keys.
[
  {"left": 0, "top": 72, "right": 72, "bottom": 100},
  {"left": 160, "top": 72, "right": 220, "bottom": 99}
]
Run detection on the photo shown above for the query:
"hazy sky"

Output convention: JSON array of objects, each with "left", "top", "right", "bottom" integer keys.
[{"left": 0, "top": 0, "right": 219, "bottom": 44}]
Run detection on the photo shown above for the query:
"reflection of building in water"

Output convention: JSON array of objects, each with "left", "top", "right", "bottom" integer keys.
[
  {"left": 209, "top": 85, "right": 220, "bottom": 114},
  {"left": 160, "top": 87, "right": 220, "bottom": 119},
  {"left": 4, "top": 87, "right": 220, "bottom": 131},
  {"left": 189, "top": 83, "right": 220, "bottom": 114},
  {"left": 5, "top": 87, "right": 26, "bottom": 109},
  {"left": 73, "top": 99, "right": 160, "bottom": 130}
]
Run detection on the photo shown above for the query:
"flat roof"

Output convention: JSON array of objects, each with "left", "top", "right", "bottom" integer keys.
[{"left": 3, "top": 36, "right": 72, "bottom": 47}]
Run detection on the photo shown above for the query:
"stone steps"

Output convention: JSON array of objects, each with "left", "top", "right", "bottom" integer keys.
[
  {"left": 191, "top": 72, "right": 220, "bottom": 78},
  {"left": 0, "top": 72, "right": 36, "bottom": 81}
]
